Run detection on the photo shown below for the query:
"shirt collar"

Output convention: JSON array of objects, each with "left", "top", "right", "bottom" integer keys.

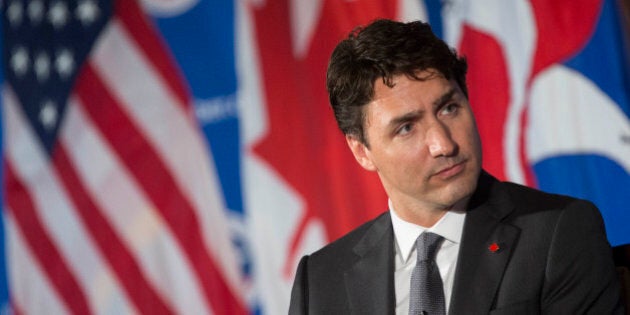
[{"left": 389, "top": 199, "right": 466, "bottom": 262}]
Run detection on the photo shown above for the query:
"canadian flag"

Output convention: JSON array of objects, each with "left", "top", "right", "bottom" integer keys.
[{"left": 239, "top": 0, "right": 629, "bottom": 313}]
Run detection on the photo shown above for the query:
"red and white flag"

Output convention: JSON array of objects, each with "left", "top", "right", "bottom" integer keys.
[{"left": 2, "top": 0, "right": 628, "bottom": 314}]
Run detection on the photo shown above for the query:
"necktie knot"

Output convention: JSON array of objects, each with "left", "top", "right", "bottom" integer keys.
[{"left": 417, "top": 232, "right": 443, "bottom": 262}]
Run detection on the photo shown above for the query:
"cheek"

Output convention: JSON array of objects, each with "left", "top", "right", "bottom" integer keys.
[
  {"left": 468, "top": 121, "right": 482, "bottom": 156},
  {"left": 455, "top": 115, "right": 481, "bottom": 151},
  {"left": 374, "top": 143, "right": 422, "bottom": 173},
  {"left": 395, "top": 146, "right": 430, "bottom": 179},
  {"left": 390, "top": 140, "right": 426, "bottom": 164}
]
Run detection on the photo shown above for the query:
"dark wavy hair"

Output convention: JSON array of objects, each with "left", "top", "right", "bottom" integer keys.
[{"left": 326, "top": 19, "right": 468, "bottom": 146}]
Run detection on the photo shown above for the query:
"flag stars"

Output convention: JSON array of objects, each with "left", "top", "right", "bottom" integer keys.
[
  {"left": 10, "top": 46, "right": 30, "bottom": 78},
  {"left": 28, "top": 0, "right": 45, "bottom": 25},
  {"left": 7, "top": 1, "right": 24, "bottom": 27},
  {"left": 48, "top": 1, "right": 70, "bottom": 29},
  {"left": 39, "top": 100, "right": 59, "bottom": 131},
  {"left": 9, "top": 45, "right": 77, "bottom": 81},
  {"left": 76, "top": 0, "right": 100, "bottom": 26},
  {"left": 4, "top": 0, "right": 110, "bottom": 153},
  {"left": 55, "top": 49, "right": 75, "bottom": 80},
  {"left": 34, "top": 52, "right": 51, "bottom": 82}
]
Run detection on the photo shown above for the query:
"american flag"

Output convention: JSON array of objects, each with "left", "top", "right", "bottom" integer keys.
[{"left": 3, "top": 0, "right": 246, "bottom": 314}]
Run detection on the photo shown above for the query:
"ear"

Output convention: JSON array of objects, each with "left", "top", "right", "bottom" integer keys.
[{"left": 345, "top": 135, "right": 377, "bottom": 171}]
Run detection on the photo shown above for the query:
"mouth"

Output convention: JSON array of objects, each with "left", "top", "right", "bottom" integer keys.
[{"left": 433, "top": 160, "right": 467, "bottom": 180}]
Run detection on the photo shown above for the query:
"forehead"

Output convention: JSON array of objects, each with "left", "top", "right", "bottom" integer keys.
[
  {"left": 366, "top": 72, "right": 459, "bottom": 123},
  {"left": 373, "top": 71, "right": 452, "bottom": 101}
]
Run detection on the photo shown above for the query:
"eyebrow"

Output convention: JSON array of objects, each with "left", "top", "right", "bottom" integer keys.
[
  {"left": 432, "top": 87, "right": 457, "bottom": 109},
  {"left": 387, "top": 87, "right": 459, "bottom": 130},
  {"left": 388, "top": 110, "right": 422, "bottom": 130}
]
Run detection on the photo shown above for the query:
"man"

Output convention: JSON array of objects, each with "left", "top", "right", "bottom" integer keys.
[{"left": 289, "top": 19, "right": 622, "bottom": 314}]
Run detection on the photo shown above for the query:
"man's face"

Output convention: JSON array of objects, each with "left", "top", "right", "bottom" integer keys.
[{"left": 346, "top": 71, "right": 482, "bottom": 218}]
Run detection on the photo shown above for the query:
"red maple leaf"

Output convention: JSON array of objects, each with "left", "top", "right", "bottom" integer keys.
[{"left": 250, "top": 0, "right": 396, "bottom": 273}]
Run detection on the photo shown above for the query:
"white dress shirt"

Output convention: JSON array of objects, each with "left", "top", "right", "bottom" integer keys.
[{"left": 390, "top": 202, "right": 466, "bottom": 315}]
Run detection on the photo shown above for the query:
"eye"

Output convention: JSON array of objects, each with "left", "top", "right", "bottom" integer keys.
[
  {"left": 440, "top": 103, "right": 459, "bottom": 116},
  {"left": 396, "top": 123, "right": 413, "bottom": 135}
]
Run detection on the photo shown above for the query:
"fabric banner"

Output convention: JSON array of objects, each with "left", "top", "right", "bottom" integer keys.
[{"left": 1, "top": 0, "right": 628, "bottom": 313}]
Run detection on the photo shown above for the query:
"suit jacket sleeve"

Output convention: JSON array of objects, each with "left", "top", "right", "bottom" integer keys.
[
  {"left": 289, "top": 255, "right": 309, "bottom": 315},
  {"left": 541, "top": 200, "right": 623, "bottom": 314}
]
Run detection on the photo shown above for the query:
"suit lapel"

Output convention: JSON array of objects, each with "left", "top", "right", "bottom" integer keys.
[
  {"left": 449, "top": 173, "right": 520, "bottom": 314},
  {"left": 344, "top": 213, "right": 396, "bottom": 315}
]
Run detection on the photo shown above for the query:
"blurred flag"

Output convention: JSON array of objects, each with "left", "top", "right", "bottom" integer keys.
[
  {"left": 2, "top": 0, "right": 245, "bottom": 314},
  {"left": 242, "top": 0, "right": 630, "bottom": 313},
  {"left": 1, "top": 0, "right": 628, "bottom": 314},
  {"left": 443, "top": 0, "right": 630, "bottom": 246}
]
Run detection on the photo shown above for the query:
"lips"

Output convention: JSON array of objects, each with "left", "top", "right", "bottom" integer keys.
[{"left": 434, "top": 160, "right": 466, "bottom": 179}]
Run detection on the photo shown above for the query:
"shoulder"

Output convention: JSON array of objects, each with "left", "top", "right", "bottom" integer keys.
[
  {"left": 291, "top": 211, "right": 392, "bottom": 311},
  {"left": 488, "top": 178, "right": 611, "bottom": 268},
  {"left": 470, "top": 169, "right": 597, "bottom": 219},
  {"left": 470, "top": 175, "right": 621, "bottom": 313},
  {"left": 495, "top": 184, "right": 622, "bottom": 312},
  {"left": 501, "top": 180, "right": 587, "bottom": 210},
  {"left": 474, "top": 172, "right": 606, "bottom": 239},
  {"left": 297, "top": 211, "right": 393, "bottom": 287},
  {"left": 498, "top": 180, "right": 603, "bottom": 226},
  {"left": 308, "top": 211, "right": 391, "bottom": 265}
]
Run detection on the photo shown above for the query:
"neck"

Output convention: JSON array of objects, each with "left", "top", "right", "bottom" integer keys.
[{"left": 389, "top": 196, "right": 469, "bottom": 228}]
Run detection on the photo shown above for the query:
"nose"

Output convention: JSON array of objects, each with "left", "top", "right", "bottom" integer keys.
[{"left": 426, "top": 122, "right": 457, "bottom": 157}]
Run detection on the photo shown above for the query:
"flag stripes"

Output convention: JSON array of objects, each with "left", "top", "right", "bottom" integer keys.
[
  {"left": 5, "top": 165, "right": 90, "bottom": 315},
  {"left": 6, "top": 214, "right": 73, "bottom": 315},
  {"left": 89, "top": 14, "right": 246, "bottom": 313},
  {"left": 115, "top": 0, "right": 190, "bottom": 109},
  {"left": 3, "top": 90, "right": 108, "bottom": 313},
  {"left": 92, "top": 13, "right": 242, "bottom": 285},
  {"left": 76, "top": 61, "right": 243, "bottom": 313},
  {"left": 52, "top": 146, "right": 175, "bottom": 315},
  {"left": 61, "top": 97, "right": 211, "bottom": 315},
  {"left": 2, "top": 0, "right": 628, "bottom": 314},
  {"left": 2, "top": 0, "right": 246, "bottom": 313}
]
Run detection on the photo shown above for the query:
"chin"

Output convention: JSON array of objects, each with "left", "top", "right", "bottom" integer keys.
[{"left": 441, "top": 174, "right": 478, "bottom": 208}]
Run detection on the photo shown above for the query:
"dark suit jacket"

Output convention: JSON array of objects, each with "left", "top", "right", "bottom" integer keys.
[{"left": 289, "top": 172, "right": 623, "bottom": 314}]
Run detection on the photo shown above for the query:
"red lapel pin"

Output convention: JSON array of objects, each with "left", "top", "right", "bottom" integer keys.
[{"left": 488, "top": 242, "right": 500, "bottom": 253}]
